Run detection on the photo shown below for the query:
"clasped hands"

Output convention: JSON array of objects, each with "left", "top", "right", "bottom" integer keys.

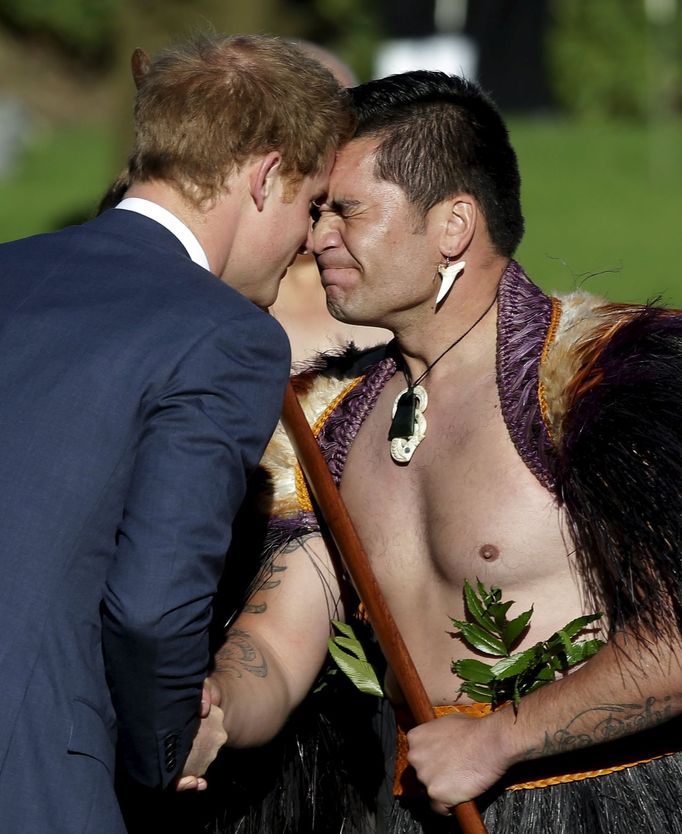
[{"left": 175, "top": 678, "right": 227, "bottom": 791}]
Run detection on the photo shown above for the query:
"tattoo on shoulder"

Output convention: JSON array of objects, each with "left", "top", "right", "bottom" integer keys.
[
  {"left": 214, "top": 628, "right": 267, "bottom": 679},
  {"left": 255, "top": 563, "right": 287, "bottom": 592},
  {"left": 242, "top": 532, "right": 322, "bottom": 615},
  {"left": 242, "top": 600, "right": 267, "bottom": 614},
  {"left": 522, "top": 695, "right": 678, "bottom": 760},
  {"left": 279, "top": 531, "right": 320, "bottom": 554}
]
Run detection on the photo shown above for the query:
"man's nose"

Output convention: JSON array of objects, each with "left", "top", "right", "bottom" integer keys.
[{"left": 310, "top": 214, "right": 341, "bottom": 255}]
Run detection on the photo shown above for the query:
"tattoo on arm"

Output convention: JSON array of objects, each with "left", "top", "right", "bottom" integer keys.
[
  {"left": 279, "top": 532, "right": 320, "bottom": 554},
  {"left": 242, "top": 564, "right": 287, "bottom": 614},
  {"left": 523, "top": 695, "right": 679, "bottom": 760},
  {"left": 243, "top": 532, "right": 323, "bottom": 615},
  {"left": 214, "top": 628, "right": 268, "bottom": 679}
]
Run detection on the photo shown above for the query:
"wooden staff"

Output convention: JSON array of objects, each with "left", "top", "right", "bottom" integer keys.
[{"left": 281, "top": 382, "right": 489, "bottom": 834}]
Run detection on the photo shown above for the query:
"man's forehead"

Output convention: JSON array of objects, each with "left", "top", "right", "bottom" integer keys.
[
  {"left": 326, "top": 137, "right": 379, "bottom": 197},
  {"left": 334, "top": 136, "right": 379, "bottom": 170}
]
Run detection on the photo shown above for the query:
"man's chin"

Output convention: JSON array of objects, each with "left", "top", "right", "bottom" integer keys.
[
  {"left": 260, "top": 274, "right": 288, "bottom": 310},
  {"left": 325, "top": 298, "right": 364, "bottom": 327}
]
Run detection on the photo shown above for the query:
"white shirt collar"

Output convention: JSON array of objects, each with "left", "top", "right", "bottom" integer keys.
[{"left": 115, "top": 197, "right": 211, "bottom": 272}]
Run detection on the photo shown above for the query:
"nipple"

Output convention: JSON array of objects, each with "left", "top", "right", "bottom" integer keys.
[{"left": 478, "top": 544, "right": 500, "bottom": 562}]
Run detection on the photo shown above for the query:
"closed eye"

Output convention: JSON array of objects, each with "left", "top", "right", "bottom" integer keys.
[{"left": 329, "top": 199, "right": 361, "bottom": 218}]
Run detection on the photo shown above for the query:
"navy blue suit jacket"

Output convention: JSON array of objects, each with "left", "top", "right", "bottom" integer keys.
[{"left": 0, "top": 209, "right": 290, "bottom": 833}]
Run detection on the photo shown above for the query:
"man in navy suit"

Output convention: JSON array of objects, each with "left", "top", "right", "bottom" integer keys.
[{"left": 0, "top": 33, "right": 353, "bottom": 834}]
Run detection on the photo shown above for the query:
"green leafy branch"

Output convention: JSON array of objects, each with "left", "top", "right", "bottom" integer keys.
[
  {"left": 451, "top": 579, "right": 604, "bottom": 710},
  {"left": 327, "top": 619, "right": 384, "bottom": 698}
]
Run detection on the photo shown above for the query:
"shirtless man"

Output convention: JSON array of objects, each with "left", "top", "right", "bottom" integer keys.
[{"left": 192, "top": 71, "right": 682, "bottom": 833}]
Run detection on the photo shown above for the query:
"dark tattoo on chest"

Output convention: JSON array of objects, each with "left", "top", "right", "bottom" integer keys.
[
  {"left": 214, "top": 628, "right": 267, "bottom": 679},
  {"left": 523, "top": 695, "right": 677, "bottom": 759}
]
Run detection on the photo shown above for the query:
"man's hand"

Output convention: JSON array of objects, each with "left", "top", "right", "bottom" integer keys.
[
  {"left": 406, "top": 712, "right": 509, "bottom": 815},
  {"left": 175, "top": 679, "right": 227, "bottom": 792}
]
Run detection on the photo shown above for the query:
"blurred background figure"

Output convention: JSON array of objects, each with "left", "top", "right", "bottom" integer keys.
[
  {"left": 374, "top": 0, "right": 476, "bottom": 80},
  {"left": 270, "top": 247, "right": 393, "bottom": 366},
  {"left": 270, "top": 40, "right": 391, "bottom": 365}
]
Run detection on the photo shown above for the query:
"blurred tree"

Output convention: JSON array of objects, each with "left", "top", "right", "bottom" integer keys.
[
  {"left": 117, "top": 0, "right": 285, "bottom": 60},
  {"left": 0, "top": 0, "right": 116, "bottom": 63},
  {"left": 549, "top": 0, "right": 682, "bottom": 120},
  {"left": 287, "top": 0, "right": 382, "bottom": 81}
]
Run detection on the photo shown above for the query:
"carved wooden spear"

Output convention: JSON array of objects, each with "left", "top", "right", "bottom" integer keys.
[{"left": 280, "top": 382, "right": 489, "bottom": 834}]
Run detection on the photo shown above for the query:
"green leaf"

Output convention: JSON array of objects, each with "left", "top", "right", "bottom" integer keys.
[
  {"left": 477, "top": 579, "right": 501, "bottom": 606},
  {"left": 512, "top": 674, "right": 522, "bottom": 709},
  {"left": 549, "top": 652, "right": 568, "bottom": 671},
  {"left": 559, "top": 613, "right": 603, "bottom": 639},
  {"left": 535, "top": 665, "right": 555, "bottom": 682},
  {"left": 564, "top": 638, "right": 605, "bottom": 665},
  {"left": 463, "top": 580, "right": 497, "bottom": 631},
  {"left": 488, "top": 600, "right": 515, "bottom": 628},
  {"left": 502, "top": 607, "right": 534, "bottom": 648},
  {"left": 330, "top": 619, "right": 357, "bottom": 640},
  {"left": 327, "top": 620, "right": 384, "bottom": 698},
  {"left": 327, "top": 638, "right": 384, "bottom": 697},
  {"left": 460, "top": 681, "right": 494, "bottom": 703},
  {"left": 526, "top": 669, "right": 556, "bottom": 693},
  {"left": 489, "top": 647, "right": 540, "bottom": 680},
  {"left": 580, "top": 638, "right": 605, "bottom": 660},
  {"left": 556, "top": 629, "right": 574, "bottom": 656},
  {"left": 453, "top": 622, "right": 507, "bottom": 656},
  {"left": 453, "top": 658, "right": 496, "bottom": 683},
  {"left": 332, "top": 635, "right": 368, "bottom": 661},
  {"left": 452, "top": 580, "right": 604, "bottom": 712}
]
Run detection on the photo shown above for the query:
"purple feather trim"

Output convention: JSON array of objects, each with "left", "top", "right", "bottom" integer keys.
[
  {"left": 268, "top": 511, "right": 320, "bottom": 543},
  {"left": 496, "top": 261, "right": 555, "bottom": 490},
  {"left": 316, "top": 354, "right": 397, "bottom": 485}
]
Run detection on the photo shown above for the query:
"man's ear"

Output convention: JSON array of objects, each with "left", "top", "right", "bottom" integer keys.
[
  {"left": 438, "top": 196, "right": 476, "bottom": 258},
  {"left": 249, "top": 152, "right": 282, "bottom": 212},
  {"left": 131, "top": 48, "right": 151, "bottom": 90}
]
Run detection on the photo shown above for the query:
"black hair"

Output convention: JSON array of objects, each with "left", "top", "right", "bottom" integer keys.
[{"left": 350, "top": 71, "right": 524, "bottom": 256}]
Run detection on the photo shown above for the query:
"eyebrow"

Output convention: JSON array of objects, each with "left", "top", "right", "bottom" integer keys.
[{"left": 326, "top": 198, "right": 362, "bottom": 214}]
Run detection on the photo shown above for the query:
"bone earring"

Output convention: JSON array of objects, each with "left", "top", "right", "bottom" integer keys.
[{"left": 435, "top": 258, "right": 465, "bottom": 305}]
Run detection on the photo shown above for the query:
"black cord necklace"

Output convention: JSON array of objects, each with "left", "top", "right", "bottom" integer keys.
[{"left": 388, "top": 292, "right": 498, "bottom": 463}]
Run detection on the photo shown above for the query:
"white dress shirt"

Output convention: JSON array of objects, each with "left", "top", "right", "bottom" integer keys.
[{"left": 116, "top": 197, "right": 210, "bottom": 272}]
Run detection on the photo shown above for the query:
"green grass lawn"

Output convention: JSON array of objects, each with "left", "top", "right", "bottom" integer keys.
[
  {"left": 0, "top": 124, "right": 120, "bottom": 242},
  {"left": 510, "top": 118, "right": 682, "bottom": 307},
  {"left": 1, "top": 117, "right": 681, "bottom": 307}
]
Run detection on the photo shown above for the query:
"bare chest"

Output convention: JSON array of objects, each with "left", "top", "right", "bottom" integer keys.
[
  {"left": 336, "top": 363, "right": 592, "bottom": 703},
  {"left": 339, "top": 370, "right": 580, "bottom": 641}
]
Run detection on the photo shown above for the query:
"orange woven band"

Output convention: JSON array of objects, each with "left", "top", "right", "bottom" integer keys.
[{"left": 394, "top": 703, "right": 677, "bottom": 795}]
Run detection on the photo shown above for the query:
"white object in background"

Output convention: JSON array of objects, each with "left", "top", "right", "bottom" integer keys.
[{"left": 374, "top": 33, "right": 477, "bottom": 81}]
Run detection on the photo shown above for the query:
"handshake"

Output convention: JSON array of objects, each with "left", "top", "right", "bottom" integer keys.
[{"left": 175, "top": 678, "right": 227, "bottom": 792}]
